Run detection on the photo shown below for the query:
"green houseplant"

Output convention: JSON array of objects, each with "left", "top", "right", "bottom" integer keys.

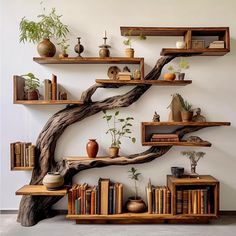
[
  {"left": 19, "top": 6, "right": 69, "bottom": 57},
  {"left": 176, "top": 58, "right": 190, "bottom": 80},
  {"left": 123, "top": 30, "right": 146, "bottom": 58},
  {"left": 22, "top": 73, "right": 40, "bottom": 100},
  {"left": 181, "top": 151, "right": 206, "bottom": 177},
  {"left": 179, "top": 96, "right": 193, "bottom": 122},
  {"left": 57, "top": 39, "right": 70, "bottom": 58},
  {"left": 102, "top": 110, "right": 136, "bottom": 157},
  {"left": 126, "top": 167, "right": 146, "bottom": 213}
]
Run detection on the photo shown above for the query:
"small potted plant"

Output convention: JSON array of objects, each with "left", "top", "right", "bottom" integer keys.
[
  {"left": 123, "top": 30, "right": 146, "bottom": 58},
  {"left": 102, "top": 110, "right": 136, "bottom": 157},
  {"left": 176, "top": 58, "right": 190, "bottom": 80},
  {"left": 181, "top": 151, "right": 206, "bottom": 178},
  {"left": 180, "top": 98, "right": 193, "bottom": 122},
  {"left": 22, "top": 73, "right": 40, "bottom": 100},
  {"left": 163, "top": 65, "right": 176, "bottom": 81},
  {"left": 126, "top": 167, "right": 146, "bottom": 213},
  {"left": 19, "top": 6, "right": 69, "bottom": 57},
  {"left": 57, "top": 39, "right": 70, "bottom": 58}
]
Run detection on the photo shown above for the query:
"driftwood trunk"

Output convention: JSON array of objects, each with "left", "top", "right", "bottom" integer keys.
[{"left": 17, "top": 55, "right": 209, "bottom": 226}]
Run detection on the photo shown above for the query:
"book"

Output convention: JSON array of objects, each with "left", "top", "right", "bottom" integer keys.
[
  {"left": 85, "top": 189, "right": 92, "bottom": 215},
  {"left": 91, "top": 188, "right": 95, "bottom": 215},
  {"left": 188, "top": 190, "right": 193, "bottom": 214},
  {"left": 51, "top": 74, "right": 57, "bottom": 100},
  {"left": 44, "top": 79, "right": 52, "bottom": 100},
  {"left": 15, "top": 76, "right": 25, "bottom": 100},
  {"left": 108, "top": 185, "right": 114, "bottom": 214},
  {"left": 151, "top": 134, "right": 179, "bottom": 139},
  {"left": 68, "top": 189, "right": 73, "bottom": 215},
  {"left": 159, "top": 187, "right": 163, "bottom": 214},
  {"left": 197, "top": 189, "right": 201, "bottom": 214},
  {"left": 14, "top": 142, "right": 21, "bottom": 167},
  {"left": 176, "top": 190, "right": 183, "bottom": 214},
  {"left": 182, "top": 190, "right": 188, "bottom": 214},
  {"left": 166, "top": 189, "right": 171, "bottom": 214},
  {"left": 155, "top": 187, "right": 159, "bottom": 214},
  {"left": 192, "top": 190, "right": 198, "bottom": 214},
  {"left": 163, "top": 187, "right": 167, "bottom": 214},
  {"left": 146, "top": 183, "right": 152, "bottom": 214},
  {"left": 118, "top": 75, "right": 131, "bottom": 81},
  {"left": 117, "top": 183, "right": 123, "bottom": 214},
  {"left": 28, "top": 145, "right": 35, "bottom": 167},
  {"left": 10, "top": 143, "right": 15, "bottom": 169},
  {"left": 96, "top": 185, "right": 100, "bottom": 214},
  {"left": 99, "top": 178, "right": 110, "bottom": 215}
]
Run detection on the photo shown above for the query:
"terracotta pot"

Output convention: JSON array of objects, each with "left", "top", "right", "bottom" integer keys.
[
  {"left": 59, "top": 53, "right": 69, "bottom": 58},
  {"left": 126, "top": 197, "right": 146, "bottom": 213},
  {"left": 125, "top": 48, "right": 134, "bottom": 58},
  {"left": 109, "top": 147, "right": 119, "bottom": 158},
  {"left": 181, "top": 111, "right": 193, "bottom": 122},
  {"left": 86, "top": 139, "right": 99, "bottom": 158},
  {"left": 163, "top": 73, "right": 176, "bottom": 81},
  {"left": 42, "top": 172, "right": 64, "bottom": 190},
  {"left": 26, "top": 90, "right": 39, "bottom": 100},
  {"left": 37, "top": 38, "right": 56, "bottom": 57}
]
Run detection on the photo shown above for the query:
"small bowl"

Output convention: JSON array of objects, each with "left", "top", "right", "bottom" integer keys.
[{"left": 171, "top": 167, "right": 184, "bottom": 178}]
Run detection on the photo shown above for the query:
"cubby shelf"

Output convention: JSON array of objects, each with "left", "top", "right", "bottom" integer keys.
[
  {"left": 142, "top": 141, "right": 212, "bottom": 147},
  {"left": 96, "top": 79, "right": 192, "bottom": 86},
  {"left": 11, "top": 167, "right": 33, "bottom": 171},
  {"left": 14, "top": 100, "right": 84, "bottom": 105}
]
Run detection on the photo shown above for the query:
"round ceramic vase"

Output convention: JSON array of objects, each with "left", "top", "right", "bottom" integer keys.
[
  {"left": 86, "top": 139, "right": 99, "bottom": 158},
  {"left": 42, "top": 172, "right": 64, "bottom": 190}
]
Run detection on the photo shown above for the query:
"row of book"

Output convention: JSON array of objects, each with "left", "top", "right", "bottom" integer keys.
[
  {"left": 10, "top": 142, "right": 35, "bottom": 167},
  {"left": 176, "top": 188, "right": 213, "bottom": 214},
  {"left": 68, "top": 178, "right": 123, "bottom": 215},
  {"left": 146, "top": 181, "right": 171, "bottom": 214},
  {"left": 150, "top": 134, "right": 179, "bottom": 142}
]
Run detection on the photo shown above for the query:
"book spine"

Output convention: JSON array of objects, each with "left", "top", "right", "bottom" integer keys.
[
  {"left": 188, "top": 190, "right": 193, "bottom": 214},
  {"left": 200, "top": 189, "right": 204, "bottom": 214},
  {"left": 155, "top": 188, "right": 159, "bottom": 214},
  {"left": 14, "top": 143, "right": 21, "bottom": 167},
  {"left": 176, "top": 190, "right": 183, "bottom": 214},
  {"left": 96, "top": 185, "right": 100, "bottom": 214},
  {"left": 146, "top": 187, "right": 152, "bottom": 214},
  {"left": 163, "top": 187, "right": 167, "bottom": 214},
  {"left": 183, "top": 190, "right": 188, "bottom": 214},
  {"left": 68, "top": 190, "right": 72, "bottom": 215},
  {"left": 10, "top": 143, "right": 15, "bottom": 169},
  {"left": 20, "top": 142, "right": 24, "bottom": 167},
  {"left": 159, "top": 187, "right": 163, "bottom": 214},
  {"left": 91, "top": 189, "right": 95, "bottom": 215},
  {"left": 117, "top": 184, "right": 123, "bottom": 214},
  {"left": 51, "top": 74, "right": 57, "bottom": 100},
  {"left": 85, "top": 190, "right": 91, "bottom": 215},
  {"left": 152, "top": 188, "right": 156, "bottom": 214},
  {"left": 193, "top": 190, "right": 198, "bottom": 214},
  {"left": 167, "top": 189, "right": 171, "bottom": 214},
  {"left": 113, "top": 185, "right": 116, "bottom": 214},
  {"left": 28, "top": 145, "right": 35, "bottom": 167},
  {"left": 108, "top": 185, "right": 114, "bottom": 214},
  {"left": 75, "top": 199, "right": 78, "bottom": 215},
  {"left": 78, "top": 197, "right": 81, "bottom": 215}
]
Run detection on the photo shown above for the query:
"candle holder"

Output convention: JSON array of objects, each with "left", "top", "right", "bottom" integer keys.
[{"left": 99, "top": 31, "right": 111, "bottom": 58}]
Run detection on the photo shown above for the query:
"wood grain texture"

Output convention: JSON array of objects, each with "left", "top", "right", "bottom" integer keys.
[
  {"left": 14, "top": 100, "right": 84, "bottom": 105},
  {"left": 11, "top": 167, "right": 33, "bottom": 171}
]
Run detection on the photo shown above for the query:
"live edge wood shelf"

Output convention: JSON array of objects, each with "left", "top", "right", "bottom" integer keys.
[
  {"left": 141, "top": 122, "right": 230, "bottom": 147},
  {"left": 120, "top": 27, "right": 230, "bottom": 56}
]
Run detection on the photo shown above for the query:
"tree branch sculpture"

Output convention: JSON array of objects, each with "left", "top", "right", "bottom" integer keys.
[{"left": 17, "top": 55, "right": 214, "bottom": 226}]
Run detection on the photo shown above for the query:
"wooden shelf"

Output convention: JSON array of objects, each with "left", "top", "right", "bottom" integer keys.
[
  {"left": 15, "top": 185, "right": 68, "bottom": 196},
  {"left": 67, "top": 212, "right": 216, "bottom": 224},
  {"left": 33, "top": 57, "right": 144, "bottom": 65},
  {"left": 142, "top": 141, "right": 212, "bottom": 147},
  {"left": 161, "top": 48, "right": 229, "bottom": 56},
  {"left": 14, "top": 100, "right": 84, "bottom": 105},
  {"left": 11, "top": 167, "right": 33, "bottom": 171},
  {"left": 96, "top": 79, "right": 192, "bottom": 86},
  {"left": 142, "top": 121, "right": 231, "bottom": 126}
]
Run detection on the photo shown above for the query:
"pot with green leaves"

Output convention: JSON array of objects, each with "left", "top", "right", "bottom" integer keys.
[
  {"left": 126, "top": 167, "right": 146, "bottom": 213},
  {"left": 22, "top": 73, "right": 40, "bottom": 100},
  {"left": 19, "top": 6, "right": 69, "bottom": 57},
  {"left": 102, "top": 110, "right": 136, "bottom": 157},
  {"left": 175, "top": 58, "right": 190, "bottom": 80},
  {"left": 58, "top": 39, "right": 70, "bottom": 58},
  {"left": 180, "top": 98, "right": 193, "bottom": 122}
]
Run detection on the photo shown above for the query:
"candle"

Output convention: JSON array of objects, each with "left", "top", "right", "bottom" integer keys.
[{"left": 105, "top": 30, "right": 107, "bottom": 38}]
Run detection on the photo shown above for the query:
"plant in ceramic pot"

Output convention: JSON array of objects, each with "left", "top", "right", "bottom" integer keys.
[
  {"left": 19, "top": 6, "right": 69, "bottom": 57},
  {"left": 175, "top": 58, "right": 190, "bottom": 80},
  {"left": 57, "top": 39, "right": 70, "bottom": 58},
  {"left": 123, "top": 30, "right": 146, "bottom": 58},
  {"left": 181, "top": 151, "right": 206, "bottom": 178},
  {"left": 102, "top": 110, "right": 136, "bottom": 157},
  {"left": 22, "top": 73, "right": 40, "bottom": 100},
  {"left": 163, "top": 65, "right": 176, "bottom": 81},
  {"left": 126, "top": 167, "right": 146, "bottom": 213},
  {"left": 180, "top": 97, "right": 193, "bottom": 122}
]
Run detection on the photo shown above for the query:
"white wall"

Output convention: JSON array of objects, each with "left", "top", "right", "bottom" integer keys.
[{"left": 1, "top": 0, "right": 236, "bottom": 210}]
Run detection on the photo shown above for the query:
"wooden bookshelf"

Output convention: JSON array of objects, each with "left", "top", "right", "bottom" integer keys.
[
  {"left": 14, "top": 100, "right": 84, "bottom": 105},
  {"left": 142, "top": 121, "right": 231, "bottom": 126},
  {"left": 96, "top": 79, "right": 192, "bottom": 86},
  {"left": 15, "top": 185, "right": 68, "bottom": 196},
  {"left": 120, "top": 27, "right": 230, "bottom": 56},
  {"left": 142, "top": 141, "right": 211, "bottom": 147},
  {"left": 11, "top": 167, "right": 33, "bottom": 171}
]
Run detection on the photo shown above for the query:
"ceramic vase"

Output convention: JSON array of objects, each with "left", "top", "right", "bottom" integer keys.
[
  {"left": 126, "top": 197, "right": 146, "bottom": 213},
  {"left": 86, "top": 139, "right": 99, "bottom": 158},
  {"left": 74, "top": 37, "right": 84, "bottom": 57},
  {"left": 42, "top": 172, "right": 64, "bottom": 190},
  {"left": 109, "top": 147, "right": 119, "bottom": 158},
  {"left": 37, "top": 38, "right": 56, "bottom": 57}
]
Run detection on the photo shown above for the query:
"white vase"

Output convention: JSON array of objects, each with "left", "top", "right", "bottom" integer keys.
[
  {"left": 176, "top": 41, "right": 186, "bottom": 49},
  {"left": 43, "top": 172, "right": 64, "bottom": 190}
]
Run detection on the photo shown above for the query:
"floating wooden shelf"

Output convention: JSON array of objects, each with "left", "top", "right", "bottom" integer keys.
[
  {"left": 142, "top": 141, "right": 212, "bottom": 147},
  {"left": 142, "top": 122, "right": 230, "bottom": 126},
  {"left": 120, "top": 27, "right": 230, "bottom": 56},
  {"left": 11, "top": 167, "right": 33, "bottom": 171},
  {"left": 15, "top": 185, "right": 68, "bottom": 196},
  {"left": 95, "top": 79, "right": 192, "bottom": 86},
  {"left": 67, "top": 212, "right": 216, "bottom": 224},
  {"left": 14, "top": 100, "right": 84, "bottom": 105}
]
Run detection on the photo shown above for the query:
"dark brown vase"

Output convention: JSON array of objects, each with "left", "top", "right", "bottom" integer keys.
[
  {"left": 74, "top": 37, "right": 84, "bottom": 57},
  {"left": 126, "top": 197, "right": 146, "bottom": 213},
  {"left": 37, "top": 38, "right": 56, "bottom": 57},
  {"left": 27, "top": 90, "right": 39, "bottom": 100},
  {"left": 181, "top": 111, "right": 193, "bottom": 122},
  {"left": 86, "top": 139, "right": 99, "bottom": 158}
]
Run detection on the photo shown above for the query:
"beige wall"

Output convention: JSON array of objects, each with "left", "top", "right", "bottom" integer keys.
[{"left": 1, "top": 0, "right": 236, "bottom": 210}]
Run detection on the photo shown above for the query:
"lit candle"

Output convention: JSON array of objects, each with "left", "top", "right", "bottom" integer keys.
[{"left": 105, "top": 30, "right": 107, "bottom": 38}]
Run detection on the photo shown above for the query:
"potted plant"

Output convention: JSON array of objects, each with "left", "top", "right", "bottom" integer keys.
[
  {"left": 176, "top": 58, "right": 190, "bottom": 80},
  {"left": 180, "top": 98, "right": 193, "bottom": 122},
  {"left": 19, "top": 6, "right": 69, "bottom": 57},
  {"left": 57, "top": 39, "right": 70, "bottom": 58},
  {"left": 126, "top": 167, "right": 146, "bottom": 213},
  {"left": 102, "top": 110, "right": 136, "bottom": 157},
  {"left": 123, "top": 30, "right": 146, "bottom": 58},
  {"left": 22, "top": 73, "right": 40, "bottom": 100},
  {"left": 163, "top": 65, "right": 176, "bottom": 81},
  {"left": 181, "top": 151, "right": 206, "bottom": 177}
]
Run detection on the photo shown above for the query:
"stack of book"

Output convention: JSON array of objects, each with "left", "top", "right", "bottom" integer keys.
[
  {"left": 209, "top": 41, "right": 225, "bottom": 49},
  {"left": 68, "top": 178, "right": 123, "bottom": 215},
  {"left": 150, "top": 134, "right": 179, "bottom": 142},
  {"left": 44, "top": 74, "right": 58, "bottom": 100},
  {"left": 176, "top": 188, "right": 213, "bottom": 214},
  {"left": 117, "top": 72, "right": 132, "bottom": 81},
  {"left": 10, "top": 142, "right": 35, "bottom": 167},
  {"left": 146, "top": 181, "right": 171, "bottom": 214}
]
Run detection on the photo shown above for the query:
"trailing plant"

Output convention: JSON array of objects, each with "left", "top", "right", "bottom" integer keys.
[
  {"left": 57, "top": 39, "right": 70, "bottom": 54},
  {"left": 166, "top": 58, "right": 190, "bottom": 73},
  {"left": 22, "top": 73, "right": 40, "bottom": 91},
  {"left": 102, "top": 110, "right": 136, "bottom": 148},
  {"left": 19, "top": 6, "right": 69, "bottom": 43},
  {"left": 128, "top": 167, "right": 141, "bottom": 199},
  {"left": 123, "top": 30, "right": 146, "bottom": 48}
]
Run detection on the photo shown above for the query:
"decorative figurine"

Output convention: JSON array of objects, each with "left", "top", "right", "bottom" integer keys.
[
  {"left": 123, "top": 66, "right": 131, "bottom": 72},
  {"left": 74, "top": 37, "right": 84, "bottom": 57},
  {"left": 192, "top": 108, "right": 206, "bottom": 122},
  {"left": 99, "top": 31, "right": 111, "bottom": 58},
  {"left": 133, "top": 69, "right": 141, "bottom": 80},
  {"left": 107, "top": 66, "right": 121, "bottom": 80},
  {"left": 152, "top": 111, "right": 160, "bottom": 122}
]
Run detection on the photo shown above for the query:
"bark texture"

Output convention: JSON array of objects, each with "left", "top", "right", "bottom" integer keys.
[{"left": 17, "top": 55, "right": 208, "bottom": 226}]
